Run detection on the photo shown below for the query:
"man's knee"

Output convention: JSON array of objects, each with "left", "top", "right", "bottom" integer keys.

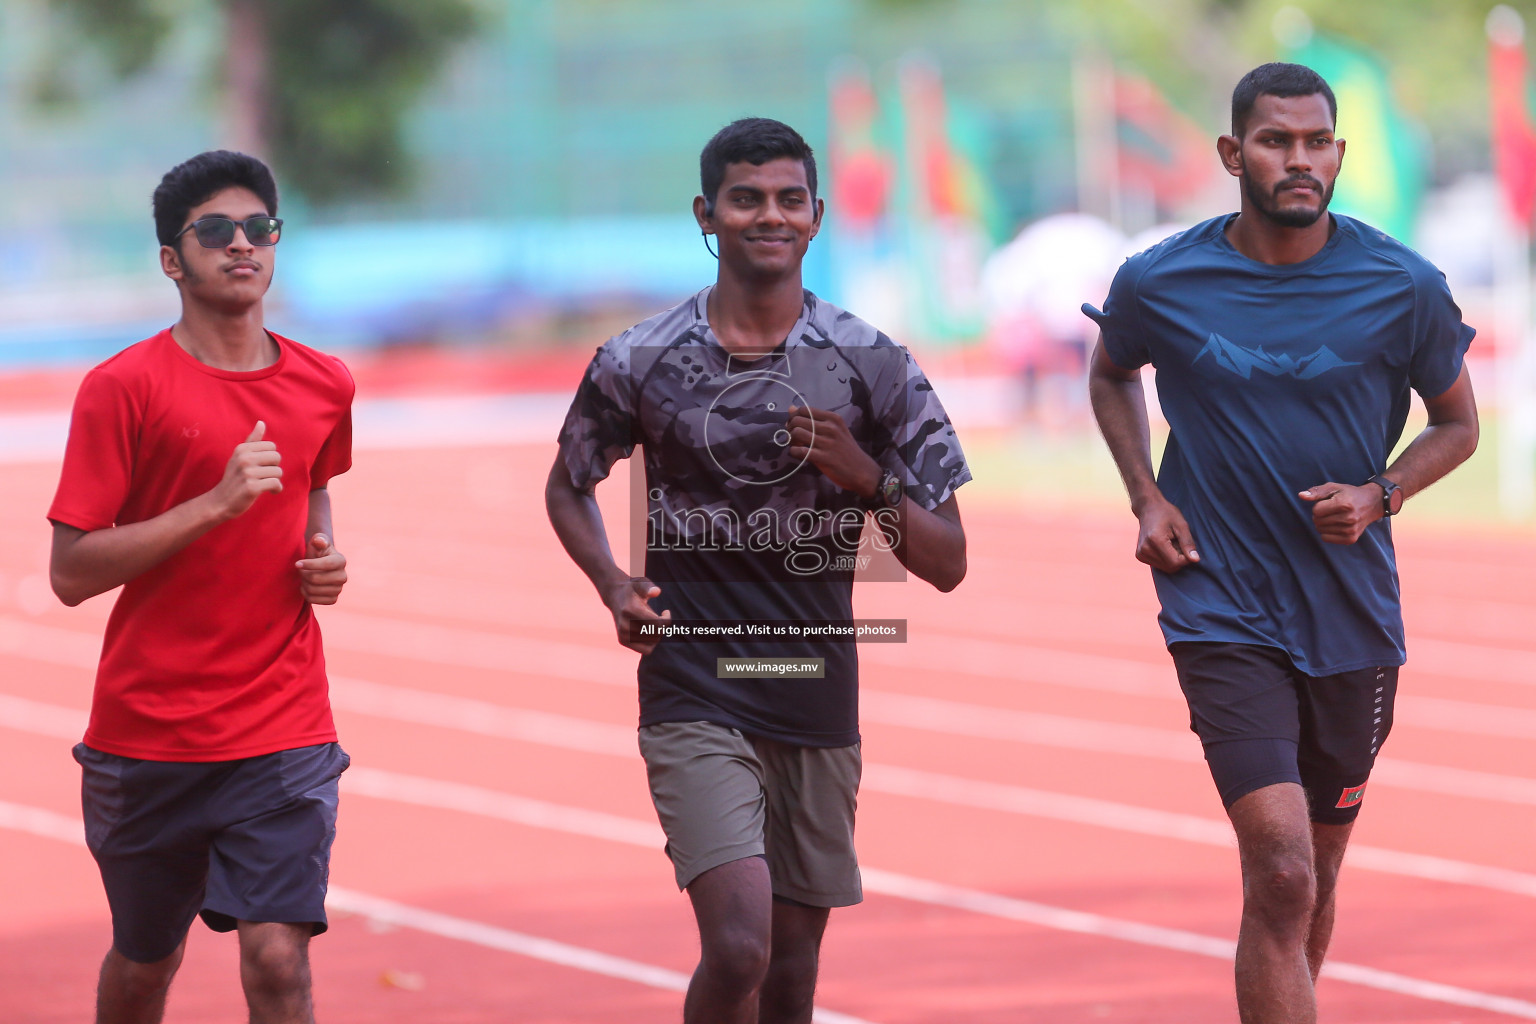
[
  {"left": 105, "top": 942, "right": 184, "bottom": 995},
  {"left": 1243, "top": 850, "right": 1317, "bottom": 924},
  {"left": 239, "top": 924, "right": 312, "bottom": 995},
  {"left": 702, "top": 925, "right": 772, "bottom": 992}
]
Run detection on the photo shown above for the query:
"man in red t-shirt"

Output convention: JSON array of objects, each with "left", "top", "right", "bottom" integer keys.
[{"left": 47, "top": 150, "right": 354, "bottom": 1024}]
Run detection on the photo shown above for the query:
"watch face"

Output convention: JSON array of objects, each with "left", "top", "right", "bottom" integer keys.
[
  {"left": 879, "top": 472, "right": 903, "bottom": 508},
  {"left": 1374, "top": 477, "right": 1402, "bottom": 516}
]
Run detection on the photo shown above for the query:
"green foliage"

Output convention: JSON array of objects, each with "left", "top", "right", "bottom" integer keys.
[
  {"left": 48, "top": 0, "right": 175, "bottom": 78},
  {"left": 265, "top": 0, "right": 481, "bottom": 202},
  {"left": 38, "top": 0, "right": 481, "bottom": 203},
  {"left": 1044, "top": 0, "right": 1536, "bottom": 180}
]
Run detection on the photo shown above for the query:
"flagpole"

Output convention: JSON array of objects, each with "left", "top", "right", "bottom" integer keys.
[
  {"left": 1489, "top": 5, "right": 1536, "bottom": 518},
  {"left": 1072, "top": 50, "right": 1119, "bottom": 229},
  {"left": 1496, "top": 220, "right": 1534, "bottom": 517}
]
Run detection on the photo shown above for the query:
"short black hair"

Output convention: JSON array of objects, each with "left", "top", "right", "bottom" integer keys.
[
  {"left": 699, "top": 118, "right": 817, "bottom": 214},
  {"left": 1231, "top": 63, "right": 1337, "bottom": 137},
  {"left": 152, "top": 150, "right": 279, "bottom": 248}
]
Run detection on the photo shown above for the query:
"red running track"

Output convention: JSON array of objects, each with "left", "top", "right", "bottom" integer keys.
[{"left": 1, "top": 442, "right": 1533, "bottom": 1022}]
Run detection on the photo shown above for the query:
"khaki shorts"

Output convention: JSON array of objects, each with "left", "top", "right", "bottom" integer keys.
[{"left": 638, "top": 720, "right": 862, "bottom": 907}]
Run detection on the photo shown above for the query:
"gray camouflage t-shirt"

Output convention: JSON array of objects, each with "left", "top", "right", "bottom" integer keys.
[{"left": 558, "top": 287, "right": 970, "bottom": 746}]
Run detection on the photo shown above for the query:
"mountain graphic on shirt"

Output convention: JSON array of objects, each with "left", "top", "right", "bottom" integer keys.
[{"left": 1194, "top": 332, "right": 1362, "bottom": 381}]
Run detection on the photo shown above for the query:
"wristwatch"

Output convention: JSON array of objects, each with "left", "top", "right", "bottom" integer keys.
[
  {"left": 865, "top": 469, "right": 904, "bottom": 510},
  {"left": 1367, "top": 474, "right": 1403, "bottom": 517}
]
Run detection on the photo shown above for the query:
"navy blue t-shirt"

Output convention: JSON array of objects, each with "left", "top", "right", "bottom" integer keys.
[{"left": 1085, "top": 214, "right": 1473, "bottom": 675}]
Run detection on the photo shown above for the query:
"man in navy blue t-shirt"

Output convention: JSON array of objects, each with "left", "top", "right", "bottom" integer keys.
[{"left": 1086, "top": 64, "right": 1477, "bottom": 1024}]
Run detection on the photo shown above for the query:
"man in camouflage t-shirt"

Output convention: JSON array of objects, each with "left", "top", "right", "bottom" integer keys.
[{"left": 547, "top": 118, "right": 969, "bottom": 1024}]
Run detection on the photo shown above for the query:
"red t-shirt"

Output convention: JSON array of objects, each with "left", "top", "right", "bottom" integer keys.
[{"left": 48, "top": 329, "right": 354, "bottom": 761}]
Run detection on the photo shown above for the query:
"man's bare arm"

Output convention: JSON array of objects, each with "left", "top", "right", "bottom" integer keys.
[
  {"left": 297, "top": 487, "right": 348, "bottom": 605},
  {"left": 1087, "top": 339, "right": 1200, "bottom": 572},
  {"left": 50, "top": 421, "right": 282, "bottom": 606},
  {"left": 868, "top": 493, "right": 966, "bottom": 592},
  {"left": 544, "top": 455, "right": 670, "bottom": 654},
  {"left": 1300, "top": 365, "right": 1479, "bottom": 543}
]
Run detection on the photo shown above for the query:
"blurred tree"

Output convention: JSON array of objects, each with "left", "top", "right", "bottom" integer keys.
[
  {"left": 1038, "top": 0, "right": 1536, "bottom": 183},
  {"left": 40, "top": 0, "right": 481, "bottom": 203}
]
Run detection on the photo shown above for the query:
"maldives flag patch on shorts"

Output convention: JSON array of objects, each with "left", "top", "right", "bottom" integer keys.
[{"left": 1336, "top": 782, "right": 1368, "bottom": 809}]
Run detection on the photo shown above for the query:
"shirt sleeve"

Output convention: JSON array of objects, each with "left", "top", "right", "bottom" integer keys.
[
  {"left": 47, "top": 368, "right": 141, "bottom": 532},
  {"left": 312, "top": 409, "right": 353, "bottom": 487},
  {"left": 1408, "top": 265, "right": 1475, "bottom": 399},
  {"left": 868, "top": 344, "right": 971, "bottom": 510},
  {"left": 1082, "top": 255, "right": 1151, "bottom": 370},
  {"left": 557, "top": 338, "right": 638, "bottom": 490},
  {"left": 311, "top": 357, "right": 355, "bottom": 488}
]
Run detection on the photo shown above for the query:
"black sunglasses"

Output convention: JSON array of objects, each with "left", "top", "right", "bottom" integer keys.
[{"left": 175, "top": 215, "right": 283, "bottom": 248}]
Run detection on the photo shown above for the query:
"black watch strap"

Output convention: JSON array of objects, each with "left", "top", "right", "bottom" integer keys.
[{"left": 1367, "top": 474, "right": 1402, "bottom": 517}]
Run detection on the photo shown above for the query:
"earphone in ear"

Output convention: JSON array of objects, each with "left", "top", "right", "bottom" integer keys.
[{"left": 701, "top": 195, "right": 718, "bottom": 258}]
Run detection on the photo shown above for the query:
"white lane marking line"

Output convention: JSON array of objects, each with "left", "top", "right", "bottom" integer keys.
[
  {"left": 6, "top": 691, "right": 1536, "bottom": 899},
  {"left": 311, "top": 609, "right": 1536, "bottom": 733},
  {"left": 0, "top": 394, "right": 572, "bottom": 464},
  {"left": 7, "top": 613, "right": 1535, "bottom": 805},
  {"left": 327, "top": 890, "right": 879, "bottom": 1024},
  {"left": 346, "top": 767, "right": 663, "bottom": 847},
  {"left": 859, "top": 763, "right": 1536, "bottom": 899},
  {"left": 331, "top": 677, "right": 635, "bottom": 756},
  {"left": 0, "top": 692, "right": 89, "bottom": 739},
  {"left": 0, "top": 799, "right": 85, "bottom": 845},
  {"left": 325, "top": 680, "right": 1536, "bottom": 809},
  {"left": 859, "top": 869, "right": 1536, "bottom": 1020},
  {"left": 327, "top": 886, "right": 691, "bottom": 992},
  {"left": 6, "top": 611, "right": 1536, "bottom": 739},
  {"left": 6, "top": 796, "right": 1534, "bottom": 1021},
  {"left": 0, "top": 798, "right": 876, "bottom": 1024}
]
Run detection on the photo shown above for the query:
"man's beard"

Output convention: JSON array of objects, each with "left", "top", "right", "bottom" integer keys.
[{"left": 1243, "top": 171, "right": 1334, "bottom": 228}]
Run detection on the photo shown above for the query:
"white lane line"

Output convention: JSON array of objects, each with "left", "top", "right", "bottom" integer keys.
[
  {"left": 7, "top": 689, "right": 1536, "bottom": 900},
  {"left": 327, "top": 886, "right": 691, "bottom": 993},
  {"left": 861, "top": 763, "right": 1536, "bottom": 898},
  {"left": 6, "top": 792, "right": 1535, "bottom": 1020},
  {"left": 326, "top": 889, "right": 878, "bottom": 1024},
  {"left": 346, "top": 767, "right": 662, "bottom": 847},
  {"left": 1409, "top": 637, "right": 1536, "bottom": 690},
  {"left": 336, "top": 678, "right": 1536, "bottom": 809},
  {"left": 0, "top": 692, "right": 89, "bottom": 739},
  {"left": 0, "top": 797, "right": 876, "bottom": 1024},
  {"left": 314, "top": 609, "right": 1536, "bottom": 734},
  {"left": 859, "top": 869, "right": 1536, "bottom": 1021},
  {"left": 0, "top": 798, "right": 85, "bottom": 845},
  {"left": 331, "top": 677, "right": 636, "bottom": 756},
  {"left": 8, "top": 612, "right": 1536, "bottom": 806},
  {"left": 7, "top": 611, "right": 1536, "bottom": 741}
]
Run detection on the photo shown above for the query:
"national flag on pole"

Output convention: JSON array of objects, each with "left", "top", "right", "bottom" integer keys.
[
  {"left": 1488, "top": 7, "right": 1536, "bottom": 226},
  {"left": 1283, "top": 34, "right": 1427, "bottom": 243},
  {"left": 1112, "top": 72, "right": 1212, "bottom": 211},
  {"left": 829, "top": 62, "right": 892, "bottom": 232}
]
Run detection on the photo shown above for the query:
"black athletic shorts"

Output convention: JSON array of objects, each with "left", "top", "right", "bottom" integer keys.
[
  {"left": 74, "top": 741, "right": 349, "bottom": 963},
  {"left": 1169, "top": 642, "right": 1397, "bottom": 824}
]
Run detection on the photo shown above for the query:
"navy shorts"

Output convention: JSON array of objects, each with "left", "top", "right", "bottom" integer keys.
[
  {"left": 1169, "top": 642, "right": 1396, "bottom": 825},
  {"left": 74, "top": 741, "right": 349, "bottom": 964}
]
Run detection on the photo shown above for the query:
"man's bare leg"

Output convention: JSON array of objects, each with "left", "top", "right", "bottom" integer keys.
[
  {"left": 759, "top": 897, "right": 831, "bottom": 1024},
  {"left": 238, "top": 921, "right": 314, "bottom": 1024},
  {"left": 684, "top": 857, "right": 773, "bottom": 1024},
  {"left": 95, "top": 939, "right": 187, "bottom": 1024},
  {"left": 1229, "top": 783, "right": 1321, "bottom": 1024},
  {"left": 1306, "top": 821, "right": 1354, "bottom": 979}
]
